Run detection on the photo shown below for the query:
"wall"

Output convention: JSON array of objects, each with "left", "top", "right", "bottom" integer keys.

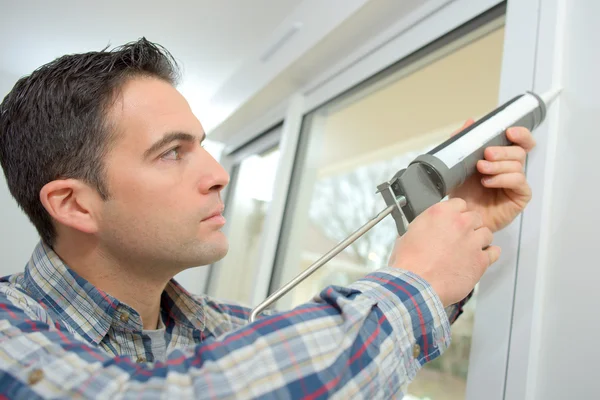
[
  {"left": 533, "top": 1, "right": 600, "bottom": 398},
  {"left": 0, "top": 73, "right": 41, "bottom": 276}
]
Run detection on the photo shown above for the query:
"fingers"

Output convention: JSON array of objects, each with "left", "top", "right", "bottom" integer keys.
[
  {"left": 474, "top": 227, "right": 498, "bottom": 271},
  {"left": 450, "top": 119, "right": 475, "bottom": 137},
  {"left": 475, "top": 226, "right": 493, "bottom": 249},
  {"left": 482, "top": 172, "right": 531, "bottom": 197},
  {"left": 484, "top": 145, "right": 527, "bottom": 163},
  {"left": 477, "top": 160, "right": 523, "bottom": 175},
  {"left": 484, "top": 127, "right": 535, "bottom": 166},
  {"left": 445, "top": 197, "right": 468, "bottom": 212},
  {"left": 484, "top": 245, "right": 502, "bottom": 266},
  {"left": 506, "top": 127, "right": 536, "bottom": 152},
  {"left": 464, "top": 211, "right": 483, "bottom": 230},
  {"left": 460, "top": 118, "right": 476, "bottom": 130}
]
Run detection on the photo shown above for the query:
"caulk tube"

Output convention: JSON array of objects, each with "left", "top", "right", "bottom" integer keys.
[{"left": 392, "top": 91, "right": 550, "bottom": 222}]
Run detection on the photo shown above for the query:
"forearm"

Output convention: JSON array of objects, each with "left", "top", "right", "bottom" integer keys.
[{"left": 0, "top": 268, "right": 451, "bottom": 399}]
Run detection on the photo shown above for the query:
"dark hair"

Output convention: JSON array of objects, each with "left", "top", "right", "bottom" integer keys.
[{"left": 0, "top": 38, "right": 180, "bottom": 246}]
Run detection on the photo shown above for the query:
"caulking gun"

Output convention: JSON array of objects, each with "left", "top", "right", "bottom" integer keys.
[{"left": 249, "top": 88, "right": 561, "bottom": 323}]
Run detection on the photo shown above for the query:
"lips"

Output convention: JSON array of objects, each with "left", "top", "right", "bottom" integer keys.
[{"left": 202, "top": 206, "right": 225, "bottom": 222}]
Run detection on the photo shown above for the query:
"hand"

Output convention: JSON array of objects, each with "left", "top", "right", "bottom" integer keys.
[
  {"left": 449, "top": 120, "right": 537, "bottom": 232},
  {"left": 389, "top": 198, "right": 499, "bottom": 307}
]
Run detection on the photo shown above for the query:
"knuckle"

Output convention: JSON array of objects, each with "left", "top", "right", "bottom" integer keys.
[
  {"left": 456, "top": 212, "right": 470, "bottom": 229},
  {"left": 477, "top": 251, "right": 490, "bottom": 268},
  {"left": 485, "top": 228, "right": 494, "bottom": 243},
  {"left": 449, "top": 197, "right": 467, "bottom": 210},
  {"left": 518, "top": 173, "right": 527, "bottom": 185},
  {"left": 428, "top": 202, "right": 445, "bottom": 215},
  {"left": 512, "top": 161, "right": 524, "bottom": 171}
]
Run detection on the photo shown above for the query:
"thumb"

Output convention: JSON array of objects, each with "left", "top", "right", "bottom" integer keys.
[
  {"left": 451, "top": 118, "right": 476, "bottom": 137},
  {"left": 485, "top": 245, "right": 502, "bottom": 267}
]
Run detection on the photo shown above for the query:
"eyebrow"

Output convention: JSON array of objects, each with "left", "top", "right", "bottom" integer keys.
[{"left": 143, "top": 132, "right": 206, "bottom": 160}]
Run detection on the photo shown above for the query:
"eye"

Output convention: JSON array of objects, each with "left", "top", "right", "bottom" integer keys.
[{"left": 161, "top": 146, "right": 182, "bottom": 161}]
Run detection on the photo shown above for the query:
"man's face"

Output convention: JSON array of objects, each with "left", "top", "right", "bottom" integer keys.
[{"left": 98, "top": 77, "right": 229, "bottom": 271}]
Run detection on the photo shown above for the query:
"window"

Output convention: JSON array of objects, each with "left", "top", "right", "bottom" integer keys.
[
  {"left": 270, "top": 18, "right": 505, "bottom": 400},
  {"left": 206, "top": 127, "right": 281, "bottom": 306}
]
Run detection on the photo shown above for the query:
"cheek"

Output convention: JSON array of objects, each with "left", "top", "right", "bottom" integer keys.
[
  {"left": 105, "top": 153, "right": 205, "bottom": 213},
  {"left": 111, "top": 171, "right": 202, "bottom": 220}
]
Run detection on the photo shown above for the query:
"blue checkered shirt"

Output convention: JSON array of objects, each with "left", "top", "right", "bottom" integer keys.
[{"left": 0, "top": 242, "right": 468, "bottom": 399}]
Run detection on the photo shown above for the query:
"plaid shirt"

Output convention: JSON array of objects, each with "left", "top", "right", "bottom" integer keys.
[{"left": 0, "top": 242, "right": 468, "bottom": 399}]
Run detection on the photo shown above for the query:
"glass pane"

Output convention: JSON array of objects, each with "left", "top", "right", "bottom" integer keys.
[
  {"left": 210, "top": 145, "right": 281, "bottom": 305},
  {"left": 273, "top": 21, "right": 505, "bottom": 400}
]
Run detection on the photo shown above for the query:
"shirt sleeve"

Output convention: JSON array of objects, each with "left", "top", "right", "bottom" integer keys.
[
  {"left": 0, "top": 267, "right": 452, "bottom": 399},
  {"left": 445, "top": 290, "right": 475, "bottom": 324}
]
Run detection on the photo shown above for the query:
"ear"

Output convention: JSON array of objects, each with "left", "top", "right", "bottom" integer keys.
[{"left": 39, "top": 179, "right": 102, "bottom": 235}]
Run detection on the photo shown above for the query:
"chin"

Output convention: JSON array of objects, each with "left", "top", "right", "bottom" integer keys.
[
  {"left": 195, "top": 234, "right": 229, "bottom": 265},
  {"left": 209, "top": 242, "right": 229, "bottom": 263}
]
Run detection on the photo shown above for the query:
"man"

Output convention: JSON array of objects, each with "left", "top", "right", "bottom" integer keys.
[{"left": 0, "top": 39, "right": 535, "bottom": 398}]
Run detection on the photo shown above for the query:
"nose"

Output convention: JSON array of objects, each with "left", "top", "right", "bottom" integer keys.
[{"left": 199, "top": 151, "right": 230, "bottom": 194}]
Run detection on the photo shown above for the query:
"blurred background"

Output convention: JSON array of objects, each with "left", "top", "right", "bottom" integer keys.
[{"left": 1, "top": 1, "right": 597, "bottom": 399}]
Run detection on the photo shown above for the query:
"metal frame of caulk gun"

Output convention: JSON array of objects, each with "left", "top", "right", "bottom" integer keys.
[{"left": 248, "top": 88, "right": 561, "bottom": 323}]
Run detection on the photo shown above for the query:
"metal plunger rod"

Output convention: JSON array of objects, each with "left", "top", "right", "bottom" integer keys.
[{"left": 249, "top": 203, "right": 400, "bottom": 323}]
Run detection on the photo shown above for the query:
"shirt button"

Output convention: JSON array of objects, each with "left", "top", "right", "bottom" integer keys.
[
  {"left": 120, "top": 313, "right": 129, "bottom": 323},
  {"left": 136, "top": 357, "right": 146, "bottom": 363},
  {"left": 413, "top": 344, "right": 421, "bottom": 358},
  {"left": 28, "top": 369, "right": 44, "bottom": 385}
]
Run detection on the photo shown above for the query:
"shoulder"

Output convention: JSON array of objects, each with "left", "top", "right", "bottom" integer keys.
[
  {"left": 192, "top": 294, "right": 252, "bottom": 335},
  {"left": 0, "top": 274, "right": 54, "bottom": 326},
  {"left": 193, "top": 293, "right": 251, "bottom": 319}
]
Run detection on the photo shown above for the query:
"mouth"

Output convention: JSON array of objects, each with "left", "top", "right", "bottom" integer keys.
[{"left": 202, "top": 206, "right": 226, "bottom": 225}]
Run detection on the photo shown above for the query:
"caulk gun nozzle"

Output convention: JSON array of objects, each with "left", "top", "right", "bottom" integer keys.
[{"left": 540, "top": 87, "right": 562, "bottom": 105}]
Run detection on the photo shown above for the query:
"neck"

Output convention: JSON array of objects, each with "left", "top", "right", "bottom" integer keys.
[{"left": 53, "top": 235, "right": 170, "bottom": 330}]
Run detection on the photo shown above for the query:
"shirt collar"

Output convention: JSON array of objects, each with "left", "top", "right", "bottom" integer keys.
[{"left": 22, "top": 241, "right": 205, "bottom": 345}]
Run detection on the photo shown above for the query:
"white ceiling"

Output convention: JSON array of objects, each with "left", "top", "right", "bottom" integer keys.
[
  {"left": 0, "top": 0, "right": 467, "bottom": 139},
  {"left": 209, "top": 0, "right": 429, "bottom": 142},
  {"left": 0, "top": 0, "right": 302, "bottom": 127}
]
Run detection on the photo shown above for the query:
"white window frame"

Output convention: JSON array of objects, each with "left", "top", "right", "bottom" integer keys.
[
  {"left": 204, "top": 124, "right": 283, "bottom": 299},
  {"left": 213, "top": 0, "right": 558, "bottom": 398},
  {"left": 502, "top": 0, "right": 565, "bottom": 398},
  {"left": 205, "top": 96, "right": 305, "bottom": 306}
]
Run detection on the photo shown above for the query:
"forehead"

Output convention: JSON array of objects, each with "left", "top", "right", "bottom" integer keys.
[{"left": 108, "top": 77, "right": 203, "bottom": 146}]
